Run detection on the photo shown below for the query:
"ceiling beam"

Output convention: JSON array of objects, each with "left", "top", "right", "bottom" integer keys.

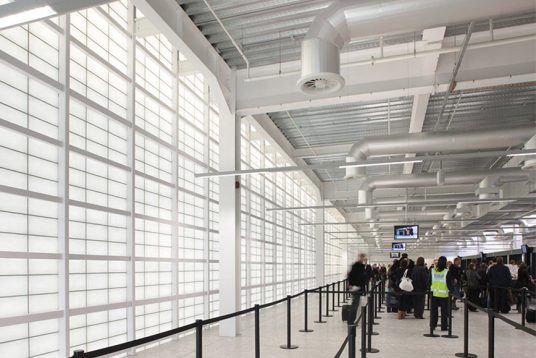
[{"left": 235, "top": 23, "right": 536, "bottom": 116}]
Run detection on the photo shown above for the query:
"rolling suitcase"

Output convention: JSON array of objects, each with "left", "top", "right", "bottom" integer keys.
[
  {"left": 527, "top": 308, "right": 536, "bottom": 323},
  {"left": 342, "top": 304, "right": 352, "bottom": 322}
]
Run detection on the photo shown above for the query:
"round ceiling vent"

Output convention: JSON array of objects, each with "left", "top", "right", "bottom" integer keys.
[{"left": 297, "top": 72, "right": 345, "bottom": 96}]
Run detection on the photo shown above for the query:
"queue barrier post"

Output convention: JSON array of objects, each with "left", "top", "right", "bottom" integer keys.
[
  {"left": 364, "top": 294, "right": 380, "bottom": 353},
  {"left": 331, "top": 282, "right": 337, "bottom": 312},
  {"left": 373, "top": 282, "right": 381, "bottom": 321},
  {"left": 324, "top": 284, "right": 333, "bottom": 317},
  {"left": 360, "top": 304, "right": 367, "bottom": 358},
  {"left": 315, "top": 286, "right": 326, "bottom": 324},
  {"left": 195, "top": 319, "right": 203, "bottom": 358},
  {"left": 337, "top": 281, "right": 341, "bottom": 307},
  {"left": 280, "top": 295, "right": 298, "bottom": 350},
  {"left": 455, "top": 299, "right": 477, "bottom": 358},
  {"left": 299, "top": 289, "right": 314, "bottom": 333},
  {"left": 348, "top": 323, "right": 356, "bottom": 358},
  {"left": 255, "top": 304, "right": 260, "bottom": 358},
  {"left": 488, "top": 309, "right": 495, "bottom": 358},
  {"left": 423, "top": 294, "right": 440, "bottom": 338}
]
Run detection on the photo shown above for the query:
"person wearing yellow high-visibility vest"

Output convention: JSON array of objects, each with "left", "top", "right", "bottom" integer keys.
[{"left": 430, "top": 256, "right": 453, "bottom": 331}]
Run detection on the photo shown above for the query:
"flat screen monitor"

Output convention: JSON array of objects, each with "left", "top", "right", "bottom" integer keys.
[
  {"left": 394, "top": 225, "right": 419, "bottom": 240},
  {"left": 391, "top": 242, "right": 407, "bottom": 251},
  {"left": 521, "top": 244, "right": 529, "bottom": 254},
  {"left": 390, "top": 252, "right": 401, "bottom": 259}
]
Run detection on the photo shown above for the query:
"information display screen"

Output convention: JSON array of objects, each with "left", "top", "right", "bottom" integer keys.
[
  {"left": 391, "top": 242, "right": 407, "bottom": 251},
  {"left": 394, "top": 225, "right": 419, "bottom": 240},
  {"left": 522, "top": 244, "right": 529, "bottom": 254},
  {"left": 390, "top": 252, "right": 401, "bottom": 259}
]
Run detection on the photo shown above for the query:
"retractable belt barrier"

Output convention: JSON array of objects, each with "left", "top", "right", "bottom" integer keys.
[{"left": 70, "top": 279, "right": 351, "bottom": 358}]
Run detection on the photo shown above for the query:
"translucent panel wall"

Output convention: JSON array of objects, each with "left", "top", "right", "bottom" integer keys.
[
  {"left": 325, "top": 211, "right": 348, "bottom": 283},
  {"left": 240, "top": 123, "right": 318, "bottom": 307},
  {"left": 0, "top": 1, "right": 219, "bottom": 356}
]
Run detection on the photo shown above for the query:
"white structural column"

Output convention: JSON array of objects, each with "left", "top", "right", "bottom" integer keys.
[
  {"left": 315, "top": 205, "right": 325, "bottom": 287},
  {"left": 57, "top": 14, "right": 71, "bottom": 358},
  {"left": 218, "top": 109, "right": 241, "bottom": 336}
]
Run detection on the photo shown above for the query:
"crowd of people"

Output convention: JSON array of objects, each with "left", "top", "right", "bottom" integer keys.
[{"left": 347, "top": 253, "right": 535, "bottom": 330}]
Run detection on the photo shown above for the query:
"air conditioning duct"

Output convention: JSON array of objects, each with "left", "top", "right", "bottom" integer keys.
[
  {"left": 298, "top": 0, "right": 536, "bottom": 95},
  {"left": 346, "top": 126, "right": 535, "bottom": 179}
]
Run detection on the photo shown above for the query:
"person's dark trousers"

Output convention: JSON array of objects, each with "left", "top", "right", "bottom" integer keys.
[
  {"left": 413, "top": 293, "right": 425, "bottom": 318},
  {"left": 348, "top": 288, "right": 363, "bottom": 324},
  {"left": 497, "top": 288, "right": 510, "bottom": 313},
  {"left": 467, "top": 288, "right": 479, "bottom": 311},
  {"left": 430, "top": 296, "right": 448, "bottom": 330}
]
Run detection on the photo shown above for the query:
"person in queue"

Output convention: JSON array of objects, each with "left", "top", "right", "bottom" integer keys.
[
  {"left": 464, "top": 263, "right": 481, "bottom": 312},
  {"left": 386, "top": 259, "right": 400, "bottom": 313},
  {"left": 392, "top": 258, "right": 412, "bottom": 319},
  {"left": 449, "top": 257, "right": 463, "bottom": 310},
  {"left": 411, "top": 257, "right": 429, "bottom": 319},
  {"left": 347, "top": 253, "right": 368, "bottom": 323},
  {"left": 487, "top": 256, "right": 512, "bottom": 313},
  {"left": 515, "top": 263, "right": 532, "bottom": 312},
  {"left": 430, "top": 256, "right": 453, "bottom": 331}
]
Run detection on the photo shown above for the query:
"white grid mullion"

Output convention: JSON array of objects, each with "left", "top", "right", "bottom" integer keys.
[
  {"left": 126, "top": 2, "right": 136, "bottom": 342},
  {"left": 171, "top": 48, "right": 179, "bottom": 329},
  {"left": 58, "top": 13, "right": 71, "bottom": 358},
  {"left": 203, "top": 81, "right": 210, "bottom": 318},
  {"left": 260, "top": 141, "right": 266, "bottom": 302}
]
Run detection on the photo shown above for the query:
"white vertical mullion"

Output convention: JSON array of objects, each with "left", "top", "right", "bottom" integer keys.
[
  {"left": 171, "top": 49, "right": 179, "bottom": 328},
  {"left": 126, "top": 1, "right": 136, "bottom": 341},
  {"left": 282, "top": 176, "right": 287, "bottom": 297},
  {"left": 260, "top": 141, "right": 266, "bottom": 303},
  {"left": 203, "top": 81, "right": 210, "bottom": 318},
  {"left": 245, "top": 125, "right": 252, "bottom": 308},
  {"left": 58, "top": 13, "right": 71, "bottom": 358}
]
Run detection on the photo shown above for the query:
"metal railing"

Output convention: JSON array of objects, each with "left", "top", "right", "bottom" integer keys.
[{"left": 70, "top": 279, "right": 349, "bottom": 358}]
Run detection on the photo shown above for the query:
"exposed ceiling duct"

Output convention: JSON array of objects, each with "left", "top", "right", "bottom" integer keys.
[
  {"left": 345, "top": 126, "right": 536, "bottom": 179},
  {"left": 357, "top": 168, "right": 531, "bottom": 204},
  {"left": 298, "top": 0, "right": 536, "bottom": 95}
]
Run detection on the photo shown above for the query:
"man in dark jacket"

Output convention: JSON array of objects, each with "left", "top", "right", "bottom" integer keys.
[
  {"left": 347, "top": 254, "right": 367, "bottom": 323},
  {"left": 487, "top": 257, "right": 512, "bottom": 313}
]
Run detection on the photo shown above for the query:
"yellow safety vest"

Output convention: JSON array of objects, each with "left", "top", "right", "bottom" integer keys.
[{"left": 431, "top": 268, "right": 449, "bottom": 298}]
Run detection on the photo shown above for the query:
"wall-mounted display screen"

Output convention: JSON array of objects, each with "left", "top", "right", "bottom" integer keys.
[
  {"left": 390, "top": 252, "right": 401, "bottom": 258},
  {"left": 394, "top": 225, "right": 419, "bottom": 240},
  {"left": 392, "top": 242, "right": 407, "bottom": 251},
  {"left": 521, "top": 244, "right": 529, "bottom": 254}
]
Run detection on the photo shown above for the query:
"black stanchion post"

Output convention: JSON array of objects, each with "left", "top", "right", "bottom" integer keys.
[
  {"left": 425, "top": 291, "right": 430, "bottom": 311},
  {"left": 300, "top": 289, "right": 313, "bottom": 333},
  {"left": 374, "top": 283, "right": 381, "bottom": 320},
  {"left": 315, "top": 286, "right": 326, "bottom": 324},
  {"left": 338, "top": 281, "right": 341, "bottom": 307},
  {"left": 331, "top": 282, "right": 337, "bottom": 312},
  {"left": 196, "top": 319, "right": 203, "bottom": 358},
  {"left": 488, "top": 310, "right": 495, "bottom": 358},
  {"left": 521, "top": 288, "right": 527, "bottom": 328},
  {"left": 280, "top": 295, "right": 298, "bottom": 349},
  {"left": 255, "top": 304, "right": 260, "bottom": 358},
  {"left": 455, "top": 299, "right": 477, "bottom": 358},
  {"left": 324, "top": 284, "right": 333, "bottom": 317},
  {"left": 348, "top": 323, "right": 356, "bottom": 358},
  {"left": 360, "top": 304, "right": 367, "bottom": 358},
  {"left": 72, "top": 350, "right": 84, "bottom": 358},
  {"left": 377, "top": 282, "right": 384, "bottom": 314},
  {"left": 442, "top": 293, "right": 458, "bottom": 339},
  {"left": 362, "top": 294, "right": 379, "bottom": 354}
]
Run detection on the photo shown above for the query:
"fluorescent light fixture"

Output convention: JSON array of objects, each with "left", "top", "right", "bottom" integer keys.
[
  {"left": 507, "top": 152, "right": 536, "bottom": 157},
  {"left": 0, "top": 5, "right": 56, "bottom": 29},
  {"left": 339, "top": 159, "right": 423, "bottom": 169}
]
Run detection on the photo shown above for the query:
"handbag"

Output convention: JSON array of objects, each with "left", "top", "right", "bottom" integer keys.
[{"left": 399, "top": 269, "right": 414, "bottom": 292}]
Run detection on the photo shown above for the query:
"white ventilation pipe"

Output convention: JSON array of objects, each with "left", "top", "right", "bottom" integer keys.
[
  {"left": 346, "top": 126, "right": 535, "bottom": 179},
  {"left": 298, "top": 0, "right": 536, "bottom": 95},
  {"left": 357, "top": 168, "right": 530, "bottom": 204}
]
